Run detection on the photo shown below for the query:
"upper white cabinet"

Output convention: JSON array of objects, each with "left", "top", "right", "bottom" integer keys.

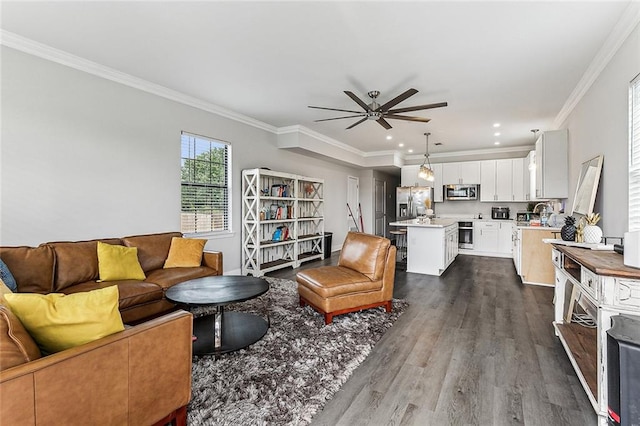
[
  {"left": 480, "top": 159, "right": 524, "bottom": 202},
  {"left": 432, "top": 163, "right": 443, "bottom": 203},
  {"left": 524, "top": 151, "right": 535, "bottom": 201},
  {"left": 442, "top": 161, "right": 480, "bottom": 185},
  {"left": 400, "top": 165, "right": 420, "bottom": 187},
  {"left": 534, "top": 129, "right": 568, "bottom": 199},
  {"left": 512, "top": 157, "right": 525, "bottom": 201}
]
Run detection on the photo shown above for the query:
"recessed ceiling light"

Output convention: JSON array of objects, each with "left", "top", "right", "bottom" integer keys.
[
  {"left": 493, "top": 123, "right": 501, "bottom": 128},
  {"left": 386, "top": 135, "right": 393, "bottom": 140},
  {"left": 408, "top": 149, "right": 413, "bottom": 153},
  {"left": 494, "top": 132, "right": 501, "bottom": 136},
  {"left": 494, "top": 141, "right": 500, "bottom": 145},
  {"left": 398, "top": 143, "right": 404, "bottom": 147}
]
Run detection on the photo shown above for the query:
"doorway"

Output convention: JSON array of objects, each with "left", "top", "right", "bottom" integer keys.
[
  {"left": 347, "top": 176, "right": 360, "bottom": 232},
  {"left": 374, "top": 178, "right": 386, "bottom": 237}
]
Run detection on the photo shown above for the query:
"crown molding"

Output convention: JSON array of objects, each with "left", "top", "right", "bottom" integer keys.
[
  {"left": 554, "top": 2, "right": 640, "bottom": 128},
  {"left": 404, "top": 144, "right": 534, "bottom": 162},
  {"left": 0, "top": 30, "right": 278, "bottom": 134}
]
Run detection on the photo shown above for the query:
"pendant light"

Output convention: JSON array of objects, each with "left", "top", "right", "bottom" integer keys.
[{"left": 418, "top": 132, "right": 435, "bottom": 181}]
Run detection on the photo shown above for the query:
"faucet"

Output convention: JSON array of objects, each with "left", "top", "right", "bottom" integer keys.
[
  {"left": 533, "top": 202, "right": 552, "bottom": 226},
  {"left": 532, "top": 202, "right": 550, "bottom": 213}
]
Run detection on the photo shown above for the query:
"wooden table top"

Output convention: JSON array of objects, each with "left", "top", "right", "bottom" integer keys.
[{"left": 553, "top": 244, "right": 640, "bottom": 279}]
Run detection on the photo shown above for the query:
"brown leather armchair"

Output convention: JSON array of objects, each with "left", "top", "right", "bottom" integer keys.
[{"left": 296, "top": 232, "right": 396, "bottom": 324}]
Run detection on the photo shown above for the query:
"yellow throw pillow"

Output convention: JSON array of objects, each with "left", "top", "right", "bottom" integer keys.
[
  {"left": 4, "top": 286, "right": 124, "bottom": 354},
  {"left": 163, "top": 237, "right": 207, "bottom": 268},
  {"left": 97, "top": 241, "right": 145, "bottom": 281}
]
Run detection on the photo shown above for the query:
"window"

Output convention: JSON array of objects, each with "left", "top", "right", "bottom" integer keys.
[
  {"left": 180, "top": 132, "right": 231, "bottom": 234},
  {"left": 630, "top": 74, "right": 640, "bottom": 232}
]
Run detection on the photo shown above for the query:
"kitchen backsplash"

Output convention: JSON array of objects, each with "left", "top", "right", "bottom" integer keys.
[{"left": 435, "top": 200, "right": 538, "bottom": 219}]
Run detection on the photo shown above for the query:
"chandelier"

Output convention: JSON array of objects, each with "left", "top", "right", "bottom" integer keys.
[{"left": 418, "top": 132, "right": 434, "bottom": 181}]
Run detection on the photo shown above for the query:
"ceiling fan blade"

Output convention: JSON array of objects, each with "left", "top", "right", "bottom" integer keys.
[
  {"left": 344, "top": 91, "right": 371, "bottom": 111},
  {"left": 385, "top": 114, "right": 431, "bottom": 123},
  {"left": 308, "top": 105, "right": 363, "bottom": 114},
  {"left": 377, "top": 88, "right": 418, "bottom": 112},
  {"left": 377, "top": 118, "right": 392, "bottom": 130},
  {"left": 387, "top": 102, "right": 448, "bottom": 114},
  {"left": 346, "top": 117, "right": 368, "bottom": 129},
  {"left": 314, "top": 114, "right": 366, "bottom": 122}
]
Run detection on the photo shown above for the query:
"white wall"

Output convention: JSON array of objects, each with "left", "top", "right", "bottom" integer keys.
[
  {"left": 561, "top": 22, "right": 640, "bottom": 238},
  {"left": 0, "top": 47, "right": 364, "bottom": 273}
]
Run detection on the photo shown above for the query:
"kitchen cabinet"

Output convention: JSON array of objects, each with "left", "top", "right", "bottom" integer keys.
[
  {"left": 512, "top": 224, "right": 521, "bottom": 274},
  {"left": 524, "top": 151, "right": 535, "bottom": 201},
  {"left": 432, "top": 163, "right": 443, "bottom": 202},
  {"left": 480, "top": 159, "right": 524, "bottom": 202},
  {"left": 534, "top": 129, "right": 568, "bottom": 199},
  {"left": 512, "top": 158, "right": 525, "bottom": 201},
  {"left": 473, "top": 221, "right": 512, "bottom": 256},
  {"left": 442, "top": 161, "right": 480, "bottom": 185},
  {"left": 399, "top": 221, "right": 458, "bottom": 276}
]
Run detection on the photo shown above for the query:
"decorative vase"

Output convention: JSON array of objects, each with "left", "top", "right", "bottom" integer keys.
[
  {"left": 583, "top": 224, "right": 603, "bottom": 244},
  {"left": 560, "top": 217, "right": 576, "bottom": 241}
]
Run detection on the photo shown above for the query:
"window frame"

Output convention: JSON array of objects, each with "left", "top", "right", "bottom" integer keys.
[
  {"left": 180, "top": 131, "right": 233, "bottom": 238},
  {"left": 630, "top": 74, "right": 640, "bottom": 232}
]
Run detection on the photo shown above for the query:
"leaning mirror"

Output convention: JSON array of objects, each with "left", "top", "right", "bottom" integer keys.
[{"left": 571, "top": 155, "right": 604, "bottom": 216}]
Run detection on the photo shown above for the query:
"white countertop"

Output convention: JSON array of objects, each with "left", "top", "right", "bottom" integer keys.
[
  {"left": 517, "top": 225, "right": 562, "bottom": 231},
  {"left": 389, "top": 218, "right": 458, "bottom": 228}
]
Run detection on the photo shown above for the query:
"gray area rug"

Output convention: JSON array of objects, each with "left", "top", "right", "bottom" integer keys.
[{"left": 188, "top": 277, "right": 408, "bottom": 425}]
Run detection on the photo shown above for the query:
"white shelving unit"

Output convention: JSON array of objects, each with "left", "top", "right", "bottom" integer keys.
[{"left": 242, "top": 168, "right": 324, "bottom": 276}]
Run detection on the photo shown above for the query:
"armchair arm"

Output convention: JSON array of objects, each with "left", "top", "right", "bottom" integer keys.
[
  {"left": 1, "top": 310, "right": 193, "bottom": 426},
  {"left": 202, "top": 250, "right": 223, "bottom": 275},
  {"left": 381, "top": 245, "right": 397, "bottom": 301}
]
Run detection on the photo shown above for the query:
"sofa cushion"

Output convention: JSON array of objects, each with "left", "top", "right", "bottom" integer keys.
[
  {"left": 0, "top": 245, "right": 56, "bottom": 294},
  {"left": 0, "top": 279, "right": 42, "bottom": 371},
  {"left": 63, "top": 280, "right": 164, "bottom": 310},
  {"left": 338, "top": 232, "right": 390, "bottom": 281},
  {"left": 296, "top": 266, "right": 382, "bottom": 298},
  {"left": 47, "top": 238, "right": 123, "bottom": 291},
  {"left": 97, "top": 242, "right": 146, "bottom": 282},
  {"left": 163, "top": 237, "right": 206, "bottom": 268},
  {"left": 145, "top": 266, "right": 217, "bottom": 289},
  {"left": 122, "top": 232, "right": 182, "bottom": 273},
  {"left": 4, "top": 286, "right": 125, "bottom": 354}
]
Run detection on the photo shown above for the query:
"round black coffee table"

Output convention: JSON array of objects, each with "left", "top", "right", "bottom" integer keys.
[{"left": 166, "top": 276, "right": 269, "bottom": 357}]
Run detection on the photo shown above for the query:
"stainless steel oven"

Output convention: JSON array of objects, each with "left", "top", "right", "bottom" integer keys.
[{"left": 458, "top": 221, "right": 473, "bottom": 249}]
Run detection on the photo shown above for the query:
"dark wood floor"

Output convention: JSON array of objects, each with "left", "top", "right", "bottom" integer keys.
[{"left": 267, "top": 254, "right": 597, "bottom": 426}]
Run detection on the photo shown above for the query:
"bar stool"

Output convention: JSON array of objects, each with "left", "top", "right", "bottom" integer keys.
[{"left": 389, "top": 228, "right": 407, "bottom": 263}]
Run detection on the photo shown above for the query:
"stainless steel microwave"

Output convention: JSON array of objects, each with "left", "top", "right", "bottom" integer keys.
[{"left": 445, "top": 184, "right": 478, "bottom": 201}]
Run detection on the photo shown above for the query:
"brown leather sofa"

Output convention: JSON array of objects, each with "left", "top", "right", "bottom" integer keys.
[
  {"left": 296, "top": 232, "right": 396, "bottom": 324},
  {"left": 1, "top": 310, "right": 193, "bottom": 426},
  {"left": 0, "top": 231, "right": 223, "bottom": 323}
]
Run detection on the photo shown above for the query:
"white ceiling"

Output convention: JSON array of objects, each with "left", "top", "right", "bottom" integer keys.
[{"left": 0, "top": 1, "right": 631, "bottom": 159}]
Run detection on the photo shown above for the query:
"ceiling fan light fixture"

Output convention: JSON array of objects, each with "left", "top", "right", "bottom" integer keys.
[{"left": 418, "top": 132, "right": 435, "bottom": 182}]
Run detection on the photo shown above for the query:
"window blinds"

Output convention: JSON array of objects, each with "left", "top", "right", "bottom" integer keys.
[
  {"left": 180, "top": 132, "right": 230, "bottom": 234},
  {"left": 630, "top": 74, "right": 640, "bottom": 232}
]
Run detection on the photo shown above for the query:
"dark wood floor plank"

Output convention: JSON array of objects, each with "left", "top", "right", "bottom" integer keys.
[{"left": 266, "top": 253, "right": 596, "bottom": 425}]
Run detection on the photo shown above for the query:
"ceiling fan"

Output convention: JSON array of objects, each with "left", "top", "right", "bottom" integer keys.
[{"left": 308, "top": 88, "right": 447, "bottom": 130}]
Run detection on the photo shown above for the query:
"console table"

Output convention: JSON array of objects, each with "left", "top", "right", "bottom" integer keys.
[{"left": 551, "top": 244, "right": 640, "bottom": 425}]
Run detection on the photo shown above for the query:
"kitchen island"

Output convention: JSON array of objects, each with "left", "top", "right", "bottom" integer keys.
[{"left": 389, "top": 219, "right": 458, "bottom": 276}]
